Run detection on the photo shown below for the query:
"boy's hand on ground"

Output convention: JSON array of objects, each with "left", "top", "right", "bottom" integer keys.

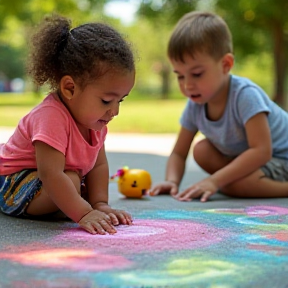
[
  {"left": 149, "top": 181, "right": 179, "bottom": 197},
  {"left": 78, "top": 210, "right": 117, "bottom": 235},
  {"left": 175, "top": 177, "right": 218, "bottom": 202},
  {"left": 94, "top": 203, "right": 133, "bottom": 226}
]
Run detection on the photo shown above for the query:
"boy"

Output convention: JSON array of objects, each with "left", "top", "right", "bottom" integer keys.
[{"left": 151, "top": 11, "right": 288, "bottom": 201}]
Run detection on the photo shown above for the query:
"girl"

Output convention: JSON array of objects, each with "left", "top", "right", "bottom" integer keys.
[{"left": 0, "top": 14, "right": 135, "bottom": 235}]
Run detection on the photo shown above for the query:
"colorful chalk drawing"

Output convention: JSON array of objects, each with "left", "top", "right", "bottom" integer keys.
[{"left": 0, "top": 205, "right": 287, "bottom": 287}]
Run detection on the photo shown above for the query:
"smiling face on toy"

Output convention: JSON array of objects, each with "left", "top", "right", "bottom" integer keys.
[{"left": 118, "top": 169, "right": 152, "bottom": 198}]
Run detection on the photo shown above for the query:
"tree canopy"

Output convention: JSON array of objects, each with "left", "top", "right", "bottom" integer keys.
[
  {"left": 0, "top": 0, "right": 109, "bottom": 87},
  {"left": 1, "top": 0, "right": 288, "bottom": 106}
]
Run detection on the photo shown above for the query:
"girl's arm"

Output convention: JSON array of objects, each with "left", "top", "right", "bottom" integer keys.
[
  {"left": 84, "top": 146, "right": 110, "bottom": 207},
  {"left": 85, "top": 146, "right": 132, "bottom": 225},
  {"left": 35, "top": 141, "right": 116, "bottom": 234},
  {"left": 35, "top": 140, "right": 93, "bottom": 222}
]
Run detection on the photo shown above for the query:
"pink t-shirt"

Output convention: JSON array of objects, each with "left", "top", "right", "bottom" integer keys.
[{"left": 0, "top": 93, "right": 107, "bottom": 176}]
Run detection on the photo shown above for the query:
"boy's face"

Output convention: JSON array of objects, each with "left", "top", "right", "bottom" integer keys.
[{"left": 170, "top": 52, "right": 233, "bottom": 105}]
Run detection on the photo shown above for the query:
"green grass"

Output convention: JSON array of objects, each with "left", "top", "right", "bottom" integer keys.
[
  {"left": 109, "top": 99, "right": 185, "bottom": 133},
  {"left": 0, "top": 92, "right": 186, "bottom": 133},
  {"left": 0, "top": 93, "right": 43, "bottom": 127}
]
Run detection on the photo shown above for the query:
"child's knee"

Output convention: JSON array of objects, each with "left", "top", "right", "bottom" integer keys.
[{"left": 193, "top": 139, "right": 213, "bottom": 162}]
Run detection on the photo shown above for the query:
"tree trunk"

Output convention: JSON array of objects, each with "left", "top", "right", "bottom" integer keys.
[
  {"left": 272, "top": 21, "right": 287, "bottom": 108},
  {"left": 160, "top": 62, "right": 170, "bottom": 99}
]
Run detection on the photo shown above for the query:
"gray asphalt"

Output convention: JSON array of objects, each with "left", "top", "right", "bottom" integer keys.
[{"left": 0, "top": 128, "right": 287, "bottom": 288}]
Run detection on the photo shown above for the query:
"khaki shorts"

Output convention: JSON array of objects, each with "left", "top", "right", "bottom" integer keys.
[{"left": 261, "top": 157, "right": 288, "bottom": 182}]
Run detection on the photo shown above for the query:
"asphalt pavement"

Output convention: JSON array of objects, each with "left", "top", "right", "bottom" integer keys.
[{"left": 0, "top": 127, "right": 287, "bottom": 288}]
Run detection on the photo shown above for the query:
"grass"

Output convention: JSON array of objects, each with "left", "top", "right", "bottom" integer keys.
[
  {"left": 0, "top": 92, "right": 186, "bottom": 133},
  {"left": 109, "top": 99, "right": 185, "bottom": 133},
  {"left": 0, "top": 93, "right": 42, "bottom": 127}
]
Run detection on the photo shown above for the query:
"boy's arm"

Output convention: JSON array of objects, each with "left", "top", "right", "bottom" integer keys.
[
  {"left": 150, "top": 126, "right": 196, "bottom": 196},
  {"left": 177, "top": 112, "right": 271, "bottom": 202},
  {"left": 35, "top": 141, "right": 93, "bottom": 222},
  {"left": 166, "top": 126, "right": 196, "bottom": 185},
  {"left": 210, "top": 112, "right": 271, "bottom": 188}
]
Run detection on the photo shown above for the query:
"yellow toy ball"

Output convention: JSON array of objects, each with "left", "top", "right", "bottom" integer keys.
[{"left": 110, "top": 167, "right": 152, "bottom": 198}]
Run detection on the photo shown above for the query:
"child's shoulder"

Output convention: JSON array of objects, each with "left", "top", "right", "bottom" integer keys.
[
  {"left": 230, "top": 74, "right": 267, "bottom": 96},
  {"left": 231, "top": 74, "right": 258, "bottom": 88},
  {"left": 32, "top": 93, "right": 65, "bottom": 112},
  {"left": 41, "top": 93, "right": 61, "bottom": 106},
  {"left": 27, "top": 93, "right": 70, "bottom": 123}
]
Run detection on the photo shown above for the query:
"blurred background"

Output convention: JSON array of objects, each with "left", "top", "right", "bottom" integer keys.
[{"left": 0, "top": 0, "right": 287, "bottom": 133}]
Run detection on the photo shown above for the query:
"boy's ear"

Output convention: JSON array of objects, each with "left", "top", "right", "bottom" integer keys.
[
  {"left": 59, "top": 75, "right": 75, "bottom": 100},
  {"left": 222, "top": 53, "right": 234, "bottom": 73}
]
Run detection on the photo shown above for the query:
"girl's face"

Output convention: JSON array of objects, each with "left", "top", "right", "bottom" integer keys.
[
  {"left": 170, "top": 52, "right": 233, "bottom": 105},
  {"left": 66, "top": 70, "right": 135, "bottom": 132}
]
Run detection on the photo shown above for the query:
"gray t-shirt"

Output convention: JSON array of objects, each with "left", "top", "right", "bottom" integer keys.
[{"left": 180, "top": 75, "right": 288, "bottom": 159}]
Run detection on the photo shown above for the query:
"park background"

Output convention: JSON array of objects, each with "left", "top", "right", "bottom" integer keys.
[
  {"left": 1, "top": 3, "right": 288, "bottom": 287},
  {"left": 0, "top": 0, "right": 288, "bottom": 133}
]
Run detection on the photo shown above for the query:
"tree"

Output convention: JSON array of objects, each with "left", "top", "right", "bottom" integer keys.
[
  {"left": 216, "top": 0, "right": 288, "bottom": 107},
  {"left": 0, "top": 0, "right": 107, "bottom": 25},
  {"left": 137, "top": 0, "right": 199, "bottom": 99},
  {"left": 0, "top": 0, "right": 108, "bottom": 82},
  {"left": 0, "top": 45, "right": 25, "bottom": 79}
]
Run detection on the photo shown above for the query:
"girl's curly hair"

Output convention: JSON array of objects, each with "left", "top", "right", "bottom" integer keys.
[{"left": 27, "top": 14, "right": 135, "bottom": 90}]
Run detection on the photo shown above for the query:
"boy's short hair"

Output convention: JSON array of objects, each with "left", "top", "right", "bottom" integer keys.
[{"left": 168, "top": 11, "right": 233, "bottom": 62}]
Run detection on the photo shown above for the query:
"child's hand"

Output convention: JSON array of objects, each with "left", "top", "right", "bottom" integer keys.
[
  {"left": 93, "top": 203, "right": 133, "bottom": 226},
  {"left": 149, "top": 181, "right": 179, "bottom": 197},
  {"left": 107, "top": 208, "right": 133, "bottom": 226},
  {"left": 175, "top": 177, "right": 218, "bottom": 202},
  {"left": 78, "top": 210, "right": 117, "bottom": 235}
]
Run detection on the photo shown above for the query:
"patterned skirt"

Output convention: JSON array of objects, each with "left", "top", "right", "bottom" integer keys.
[{"left": 0, "top": 170, "right": 42, "bottom": 216}]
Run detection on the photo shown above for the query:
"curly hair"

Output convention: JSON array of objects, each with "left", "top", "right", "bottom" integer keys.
[{"left": 27, "top": 14, "right": 135, "bottom": 90}]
